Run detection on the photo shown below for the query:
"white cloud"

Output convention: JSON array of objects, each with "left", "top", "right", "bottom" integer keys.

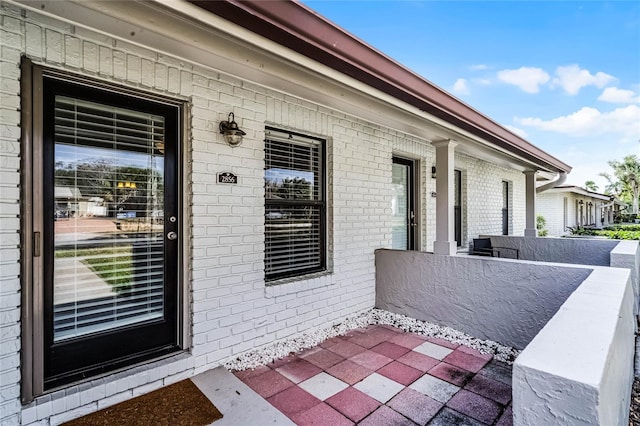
[
  {"left": 452, "top": 78, "right": 470, "bottom": 95},
  {"left": 470, "top": 64, "right": 489, "bottom": 71},
  {"left": 504, "top": 125, "right": 528, "bottom": 138},
  {"left": 497, "top": 67, "right": 550, "bottom": 93},
  {"left": 472, "top": 78, "right": 492, "bottom": 86},
  {"left": 515, "top": 104, "right": 640, "bottom": 141},
  {"left": 598, "top": 87, "right": 639, "bottom": 104},
  {"left": 552, "top": 65, "right": 615, "bottom": 95}
]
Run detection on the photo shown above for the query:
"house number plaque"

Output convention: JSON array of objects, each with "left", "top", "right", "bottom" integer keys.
[{"left": 218, "top": 172, "right": 238, "bottom": 184}]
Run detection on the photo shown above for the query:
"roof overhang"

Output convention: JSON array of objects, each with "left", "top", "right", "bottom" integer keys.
[
  {"left": 14, "top": 0, "right": 571, "bottom": 176},
  {"left": 189, "top": 0, "right": 571, "bottom": 174},
  {"left": 543, "top": 186, "right": 625, "bottom": 204}
]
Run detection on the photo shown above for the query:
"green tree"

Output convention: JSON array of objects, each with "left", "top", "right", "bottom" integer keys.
[
  {"left": 600, "top": 155, "right": 640, "bottom": 214},
  {"left": 536, "top": 214, "right": 548, "bottom": 237},
  {"left": 584, "top": 180, "right": 598, "bottom": 192}
]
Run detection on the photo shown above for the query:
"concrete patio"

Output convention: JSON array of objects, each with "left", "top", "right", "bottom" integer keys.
[{"left": 217, "top": 324, "right": 513, "bottom": 425}]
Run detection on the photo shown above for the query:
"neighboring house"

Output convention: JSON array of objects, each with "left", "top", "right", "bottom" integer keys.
[
  {"left": 537, "top": 185, "right": 627, "bottom": 236},
  {"left": 0, "top": 1, "right": 574, "bottom": 424}
]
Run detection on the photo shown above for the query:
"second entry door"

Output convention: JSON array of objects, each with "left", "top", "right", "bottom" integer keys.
[{"left": 391, "top": 157, "right": 417, "bottom": 250}]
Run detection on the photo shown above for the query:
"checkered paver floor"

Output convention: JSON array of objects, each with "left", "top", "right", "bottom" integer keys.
[{"left": 233, "top": 325, "right": 513, "bottom": 425}]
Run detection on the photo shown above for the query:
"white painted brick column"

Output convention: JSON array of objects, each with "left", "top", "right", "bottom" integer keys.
[
  {"left": 433, "top": 139, "right": 457, "bottom": 255},
  {"left": 524, "top": 171, "right": 537, "bottom": 237}
]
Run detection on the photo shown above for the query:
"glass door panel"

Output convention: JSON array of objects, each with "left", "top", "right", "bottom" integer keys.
[
  {"left": 391, "top": 158, "right": 416, "bottom": 250},
  {"left": 454, "top": 170, "right": 462, "bottom": 246},
  {"left": 53, "top": 97, "right": 166, "bottom": 341}
]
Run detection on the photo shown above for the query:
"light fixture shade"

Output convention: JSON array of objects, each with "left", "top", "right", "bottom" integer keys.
[
  {"left": 223, "top": 130, "right": 244, "bottom": 147},
  {"left": 219, "top": 112, "right": 246, "bottom": 147}
]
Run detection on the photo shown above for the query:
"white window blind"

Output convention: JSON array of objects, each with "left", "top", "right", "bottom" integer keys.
[
  {"left": 264, "top": 129, "right": 325, "bottom": 280},
  {"left": 53, "top": 96, "right": 165, "bottom": 341}
]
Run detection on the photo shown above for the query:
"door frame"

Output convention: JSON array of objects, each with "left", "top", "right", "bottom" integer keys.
[
  {"left": 454, "top": 169, "right": 462, "bottom": 246},
  {"left": 392, "top": 156, "right": 419, "bottom": 250},
  {"left": 20, "top": 59, "right": 190, "bottom": 402}
]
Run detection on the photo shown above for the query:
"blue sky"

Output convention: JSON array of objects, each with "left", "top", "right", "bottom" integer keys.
[{"left": 304, "top": 0, "right": 640, "bottom": 191}]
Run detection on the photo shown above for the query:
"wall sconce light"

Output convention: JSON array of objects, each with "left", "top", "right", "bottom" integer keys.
[
  {"left": 431, "top": 166, "right": 436, "bottom": 179},
  {"left": 219, "top": 112, "right": 246, "bottom": 147}
]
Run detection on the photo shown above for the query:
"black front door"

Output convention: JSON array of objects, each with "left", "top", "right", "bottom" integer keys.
[
  {"left": 42, "top": 78, "right": 181, "bottom": 389},
  {"left": 454, "top": 170, "right": 462, "bottom": 246},
  {"left": 392, "top": 157, "right": 417, "bottom": 250}
]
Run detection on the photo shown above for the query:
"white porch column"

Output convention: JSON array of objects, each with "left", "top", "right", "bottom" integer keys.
[
  {"left": 603, "top": 206, "right": 610, "bottom": 227},
  {"left": 524, "top": 170, "right": 538, "bottom": 237},
  {"left": 433, "top": 139, "right": 458, "bottom": 255},
  {"left": 596, "top": 203, "right": 603, "bottom": 228}
]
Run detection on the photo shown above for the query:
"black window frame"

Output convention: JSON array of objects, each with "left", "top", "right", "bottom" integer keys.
[{"left": 264, "top": 128, "right": 326, "bottom": 281}]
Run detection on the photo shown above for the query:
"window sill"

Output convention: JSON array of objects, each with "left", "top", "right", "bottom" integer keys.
[{"left": 264, "top": 270, "right": 334, "bottom": 298}]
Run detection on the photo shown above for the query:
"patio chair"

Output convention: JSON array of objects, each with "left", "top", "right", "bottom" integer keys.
[{"left": 469, "top": 238, "right": 519, "bottom": 259}]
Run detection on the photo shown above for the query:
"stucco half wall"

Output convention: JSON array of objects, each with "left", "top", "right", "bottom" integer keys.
[
  {"left": 513, "top": 267, "right": 634, "bottom": 426},
  {"left": 374, "top": 249, "right": 593, "bottom": 349},
  {"left": 481, "top": 235, "right": 619, "bottom": 266},
  {"left": 484, "top": 236, "right": 640, "bottom": 313}
]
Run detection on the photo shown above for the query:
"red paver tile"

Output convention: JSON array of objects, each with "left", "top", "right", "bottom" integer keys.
[
  {"left": 298, "top": 346, "right": 323, "bottom": 358},
  {"left": 426, "top": 337, "right": 460, "bottom": 349},
  {"left": 397, "top": 351, "right": 440, "bottom": 372},
  {"left": 377, "top": 361, "right": 423, "bottom": 386},
  {"left": 243, "top": 369, "right": 295, "bottom": 398},
  {"left": 444, "top": 348, "right": 491, "bottom": 373},
  {"left": 267, "top": 354, "right": 298, "bottom": 369},
  {"left": 347, "top": 332, "right": 388, "bottom": 349},
  {"left": 276, "top": 359, "right": 322, "bottom": 384},
  {"left": 321, "top": 336, "right": 346, "bottom": 349},
  {"left": 326, "top": 387, "right": 381, "bottom": 423},
  {"left": 350, "top": 350, "right": 393, "bottom": 371},
  {"left": 358, "top": 405, "right": 416, "bottom": 426},
  {"left": 388, "top": 388, "right": 443, "bottom": 425},
  {"left": 267, "top": 385, "right": 322, "bottom": 419},
  {"left": 326, "top": 359, "right": 373, "bottom": 385},
  {"left": 495, "top": 405, "right": 513, "bottom": 426},
  {"left": 447, "top": 389, "right": 502, "bottom": 424},
  {"left": 379, "top": 324, "right": 401, "bottom": 331},
  {"left": 458, "top": 345, "right": 493, "bottom": 361},
  {"left": 390, "top": 333, "right": 426, "bottom": 349},
  {"left": 368, "top": 326, "right": 400, "bottom": 340},
  {"left": 371, "top": 342, "right": 411, "bottom": 359},
  {"left": 429, "top": 362, "right": 474, "bottom": 387},
  {"left": 465, "top": 374, "right": 512, "bottom": 405},
  {"left": 302, "top": 348, "right": 345, "bottom": 370},
  {"left": 291, "top": 402, "right": 354, "bottom": 426},
  {"left": 343, "top": 329, "right": 364, "bottom": 338},
  {"left": 233, "top": 365, "right": 271, "bottom": 381},
  {"left": 326, "top": 340, "right": 367, "bottom": 358}
]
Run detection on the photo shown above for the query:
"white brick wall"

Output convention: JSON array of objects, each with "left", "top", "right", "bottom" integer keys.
[
  {"left": 537, "top": 191, "right": 605, "bottom": 236},
  {"left": 457, "top": 153, "right": 526, "bottom": 246},
  {"left": 0, "top": 4, "right": 533, "bottom": 424},
  {"left": 536, "top": 192, "right": 566, "bottom": 236}
]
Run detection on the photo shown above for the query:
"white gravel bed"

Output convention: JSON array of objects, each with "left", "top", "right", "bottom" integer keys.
[{"left": 224, "top": 308, "right": 519, "bottom": 372}]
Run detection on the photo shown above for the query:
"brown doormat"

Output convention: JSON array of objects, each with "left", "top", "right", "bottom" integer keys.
[{"left": 63, "top": 379, "right": 223, "bottom": 426}]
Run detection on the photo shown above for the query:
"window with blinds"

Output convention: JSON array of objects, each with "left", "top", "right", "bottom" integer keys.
[
  {"left": 53, "top": 96, "right": 166, "bottom": 341},
  {"left": 264, "top": 129, "right": 326, "bottom": 280}
]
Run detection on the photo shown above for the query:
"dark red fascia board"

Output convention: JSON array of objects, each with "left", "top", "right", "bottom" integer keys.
[{"left": 189, "top": 0, "right": 571, "bottom": 173}]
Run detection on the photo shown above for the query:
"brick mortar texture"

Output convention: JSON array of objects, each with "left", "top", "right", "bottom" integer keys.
[{"left": 0, "top": 4, "right": 529, "bottom": 424}]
